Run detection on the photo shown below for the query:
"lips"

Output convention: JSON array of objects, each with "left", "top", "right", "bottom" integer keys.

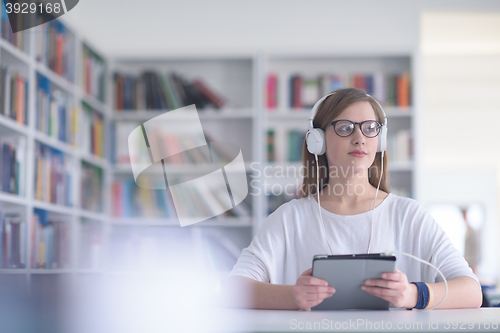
[
  {"left": 349, "top": 150, "right": 366, "bottom": 156},
  {"left": 348, "top": 150, "right": 367, "bottom": 157}
]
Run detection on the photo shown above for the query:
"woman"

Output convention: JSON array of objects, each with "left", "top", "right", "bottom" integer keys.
[{"left": 222, "top": 88, "right": 481, "bottom": 310}]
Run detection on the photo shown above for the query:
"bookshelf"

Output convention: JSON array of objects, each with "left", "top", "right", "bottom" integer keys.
[
  {"left": 0, "top": 8, "right": 110, "bottom": 281},
  {"left": 0, "top": 9, "right": 421, "bottom": 281},
  {"left": 261, "top": 54, "right": 419, "bottom": 224}
]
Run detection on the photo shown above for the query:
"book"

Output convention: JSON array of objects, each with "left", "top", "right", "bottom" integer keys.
[
  {"left": 35, "top": 20, "right": 76, "bottom": 82},
  {"left": 280, "top": 72, "right": 411, "bottom": 108},
  {"left": 31, "top": 208, "right": 70, "bottom": 269},
  {"left": 81, "top": 162, "right": 103, "bottom": 212},
  {"left": 0, "top": 211, "right": 26, "bottom": 268},
  {"left": 34, "top": 143, "right": 72, "bottom": 206}
]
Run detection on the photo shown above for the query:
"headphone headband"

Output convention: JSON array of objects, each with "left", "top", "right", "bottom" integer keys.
[
  {"left": 308, "top": 92, "right": 387, "bottom": 128},
  {"left": 306, "top": 91, "right": 388, "bottom": 155}
]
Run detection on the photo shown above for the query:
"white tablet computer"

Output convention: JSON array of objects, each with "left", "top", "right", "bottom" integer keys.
[{"left": 311, "top": 253, "right": 396, "bottom": 310}]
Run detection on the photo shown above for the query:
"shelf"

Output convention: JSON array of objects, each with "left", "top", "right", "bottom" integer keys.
[
  {"left": 28, "top": 269, "right": 73, "bottom": 274},
  {"left": 265, "top": 107, "right": 412, "bottom": 119},
  {"left": 77, "top": 209, "right": 108, "bottom": 221},
  {"left": 34, "top": 131, "right": 77, "bottom": 155},
  {"left": 79, "top": 88, "right": 107, "bottom": 114},
  {"left": 113, "top": 108, "right": 255, "bottom": 121},
  {"left": 80, "top": 152, "right": 109, "bottom": 169},
  {"left": 110, "top": 216, "right": 252, "bottom": 227},
  {"left": 0, "top": 192, "right": 28, "bottom": 206},
  {"left": 113, "top": 162, "right": 255, "bottom": 175},
  {"left": 35, "top": 62, "right": 76, "bottom": 93},
  {"left": 33, "top": 200, "right": 74, "bottom": 216},
  {"left": 0, "top": 269, "right": 28, "bottom": 274},
  {"left": 0, "top": 115, "right": 28, "bottom": 135},
  {"left": 0, "top": 39, "right": 32, "bottom": 65}
]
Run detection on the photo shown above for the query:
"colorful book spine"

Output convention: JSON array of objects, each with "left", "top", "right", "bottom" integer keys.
[
  {"left": 266, "top": 73, "right": 278, "bottom": 109},
  {"left": 82, "top": 44, "right": 106, "bottom": 102},
  {"left": 81, "top": 102, "right": 104, "bottom": 157},
  {"left": 31, "top": 208, "right": 70, "bottom": 269},
  {"left": 287, "top": 130, "right": 305, "bottom": 162},
  {"left": 34, "top": 143, "right": 72, "bottom": 206},
  {"left": 0, "top": 2, "right": 29, "bottom": 52},
  {"left": 0, "top": 211, "right": 26, "bottom": 268},
  {"left": 0, "top": 67, "right": 29, "bottom": 124},
  {"left": 35, "top": 20, "right": 76, "bottom": 82},
  {"left": 280, "top": 72, "right": 411, "bottom": 109},
  {"left": 112, "top": 179, "right": 173, "bottom": 218},
  {"left": 81, "top": 162, "right": 103, "bottom": 212},
  {"left": 0, "top": 137, "right": 25, "bottom": 195},
  {"left": 267, "top": 129, "right": 275, "bottom": 162},
  {"left": 36, "top": 74, "right": 75, "bottom": 144},
  {"left": 114, "top": 71, "right": 226, "bottom": 111}
]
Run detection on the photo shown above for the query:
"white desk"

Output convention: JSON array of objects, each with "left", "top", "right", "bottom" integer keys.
[{"left": 215, "top": 308, "right": 500, "bottom": 332}]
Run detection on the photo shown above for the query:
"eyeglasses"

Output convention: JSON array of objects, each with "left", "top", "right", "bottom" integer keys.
[{"left": 325, "top": 120, "right": 383, "bottom": 138}]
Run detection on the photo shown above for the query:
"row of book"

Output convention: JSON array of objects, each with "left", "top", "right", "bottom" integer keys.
[
  {"left": 31, "top": 208, "right": 70, "bottom": 269},
  {"left": 36, "top": 74, "right": 78, "bottom": 144},
  {"left": 267, "top": 129, "right": 305, "bottom": 163},
  {"left": 112, "top": 178, "right": 251, "bottom": 219},
  {"left": 114, "top": 72, "right": 225, "bottom": 110},
  {"left": 266, "top": 72, "right": 411, "bottom": 109},
  {"left": 82, "top": 44, "right": 106, "bottom": 102},
  {"left": 0, "top": 66, "right": 29, "bottom": 125},
  {"left": 115, "top": 122, "right": 231, "bottom": 166},
  {"left": 34, "top": 143, "right": 72, "bottom": 206},
  {"left": 1, "top": 2, "right": 30, "bottom": 52},
  {"left": 0, "top": 138, "right": 24, "bottom": 195},
  {"left": 78, "top": 218, "right": 103, "bottom": 269},
  {"left": 81, "top": 102, "right": 104, "bottom": 158},
  {"left": 36, "top": 20, "right": 76, "bottom": 82},
  {"left": 81, "top": 162, "right": 103, "bottom": 213},
  {"left": 388, "top": 129, "right": 413, "bottom": 163},
  {"left": 112, "top": 179, "right": 174, "bottom": 218},
  {"left": 0, "top": 211, "right": 26, "bottom": 268}
]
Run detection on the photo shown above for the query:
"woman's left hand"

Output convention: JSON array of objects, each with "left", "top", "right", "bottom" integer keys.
[{"left": 361, "top": 268, "right": 418, "bottom": 308}]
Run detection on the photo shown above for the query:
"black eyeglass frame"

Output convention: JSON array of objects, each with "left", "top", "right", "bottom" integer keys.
[{"left": 324, "top": 120, "right": 383, "bottom": 138}]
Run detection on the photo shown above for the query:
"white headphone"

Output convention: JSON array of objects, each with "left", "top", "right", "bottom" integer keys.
[{"left": 305, "top": 91, "right": 388, "bottom": 155}]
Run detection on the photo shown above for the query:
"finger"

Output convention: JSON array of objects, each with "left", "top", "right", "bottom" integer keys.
[
  {"left": 301, "top": 268, "right": 313, "bottom": 276},
  {"left": 364, "top": 279, "right": 399, "bottom": 289},
  {"left": 301, "top": 276, "right": 329, "bottom": 286},
  {"left": 380, "top": 271, "right": 402, "bottom": 281},
  {"left": 361, "top": 285, "right": 400, "bottom": 297},
  {"left": 303, "top": 292, "right": 335, "bottom": 301},
  {"left": 301, "top": 286, "right": 335, "bottom": 294}
]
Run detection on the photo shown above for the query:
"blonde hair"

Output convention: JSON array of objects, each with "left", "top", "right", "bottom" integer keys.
[{"left": 299, "top": 88, "right": 390, "bottom": 198}]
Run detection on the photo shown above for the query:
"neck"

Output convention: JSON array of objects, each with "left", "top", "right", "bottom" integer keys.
[{"left": 319, "top": 167, "right": 376, "bottom": 205}]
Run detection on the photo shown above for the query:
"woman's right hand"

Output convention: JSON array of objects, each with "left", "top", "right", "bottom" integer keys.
[{"left": 293, "top": 267, "right": 336, "bottom": 310}]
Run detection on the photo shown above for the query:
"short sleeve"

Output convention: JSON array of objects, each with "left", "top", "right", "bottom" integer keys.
[{"left": 226, "top": 205, "right": 288, "bottom": 283}]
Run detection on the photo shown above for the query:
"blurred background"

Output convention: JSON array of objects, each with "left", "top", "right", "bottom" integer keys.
[{"left": 0, "top": 0, "right": 500, "bottom": 331}]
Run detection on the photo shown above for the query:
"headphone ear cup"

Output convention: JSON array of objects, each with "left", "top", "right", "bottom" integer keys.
[
  {"left": 377, "top": 125, "right": 387, "bottom": 152},
  {"left": 306, "top": 128, "right": 326, "bottom": 155}
]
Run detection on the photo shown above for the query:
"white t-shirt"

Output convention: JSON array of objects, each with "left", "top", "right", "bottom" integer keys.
[{"left": 228, "top": 193, "right": 479, "bottom": 286}]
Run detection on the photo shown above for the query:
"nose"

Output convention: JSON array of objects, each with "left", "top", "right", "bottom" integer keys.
[{"left": 351, "top": 124, "right": 366, "bottom": 145}]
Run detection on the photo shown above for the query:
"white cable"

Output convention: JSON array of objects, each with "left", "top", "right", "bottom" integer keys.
[
  {"left": 315, "top": 154, "right": 334, "bottom": 255},
  {"left": 384, "top": 250, "right": 448, "bottom": 310},
  {"left": 367, "top": 150, "right": 384, "bottom": 254}
]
